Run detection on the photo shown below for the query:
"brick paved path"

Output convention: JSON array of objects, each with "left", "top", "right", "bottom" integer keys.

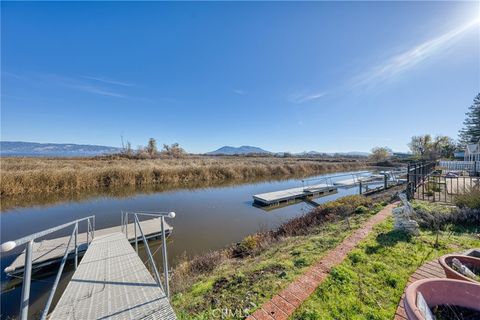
[{"left": 246, "top": 203, "right": 398, "bottom": 320}]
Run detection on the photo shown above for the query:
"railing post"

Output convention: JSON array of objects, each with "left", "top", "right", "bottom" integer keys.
[
  {"left": 93, "top": 216, "right": 95, "bottom": 239},
  {"left": 20, "top": 240, "right": 33, "bottom": 320},
  {"left": 87, "top": 219, "right": 90, "bottom": 249},
  {"left": 161, "top": 216, "right": 170, "bottom": 298},
  {"left": 359, "top": 181, "right": 362, "bottom": 195},
  {"left": 74, "top": 222, "right": 78, "bottom": 270},
  {"left": 121, "top": 210, "right": 124, "bottom": 232},
  {"left": 126, "top": 213, "right": 128, "bottom": 240},
  {"left": 135, "top": 216, "right": 138, "bottom": 253}
]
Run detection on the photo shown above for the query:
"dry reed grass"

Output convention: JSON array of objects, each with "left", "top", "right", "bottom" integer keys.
[{"left": 0, "top": 156, "right": 366, "bottom": 198}]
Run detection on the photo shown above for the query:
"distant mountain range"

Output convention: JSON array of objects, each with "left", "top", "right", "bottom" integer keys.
[
  {"left": 206, "top": 145, "right": 370, "bottom": 156},
  {"left": 0, "top": 141, "right": 375, "bottom": 157},
  {"left": 0, "top": 141, "right": 121, "bottom": 157},
  {"left": 207, "top": 145, "right": 271, "bottom": 155}
]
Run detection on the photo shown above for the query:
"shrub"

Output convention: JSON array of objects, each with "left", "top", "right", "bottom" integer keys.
[
  {"left": 231, "top": 234, "right": 269, "bottom": 258},
  {"left": 274, "top": 195, "right": 374, "bottom": 237},
  {"left": 348, "top": 251, "right": 365, "bottom": 264},
  {"left": 411, "top": 200, "right": 480, "bottom": 230},
  {"left": 293, "top": 258, "right": 307, "bottom": 268},
  {"left": 188, "top": 250, "right": 226, "bottom": 274},
  {"left": 355, "top": 205, "right": 369, "bottom": 214},
  {"left": 455, "top": 188, "right": 480, "bottom": 209}
]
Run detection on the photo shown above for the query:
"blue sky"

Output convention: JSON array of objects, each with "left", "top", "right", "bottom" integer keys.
[{"left": 1, "top": 1, "right": 479, "bottom": 153}]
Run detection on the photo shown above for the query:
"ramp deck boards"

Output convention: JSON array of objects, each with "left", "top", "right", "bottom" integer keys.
[
  {"left": 50, "top": 232, "right": 176, "bottom": 320},
  {"left": 5, "top": 218, "right": 172, "bottom": 275}
]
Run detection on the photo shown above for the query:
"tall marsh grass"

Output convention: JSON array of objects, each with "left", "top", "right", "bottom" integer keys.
[{"left": 1, "top": 156, "right": 366, "bottom": 198}]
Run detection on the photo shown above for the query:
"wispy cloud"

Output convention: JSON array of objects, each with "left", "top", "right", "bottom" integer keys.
[
  {"left": 288, "top": 90, "right": 326, "bottom": 104},
  {"left": 353, "top": 18, "right": 480, "bottom": 89},
  {"left": 4, "top": 71, "right": 129, "bottom": 99},
  {"left": 234, "top": 89, "right": 246, "bottom": 95},
  {"left": 81, "top": 75, "right": 133, "bottom": 87},
  {"left": 68, "top": 83, "right": 126, "bottom": 98}
]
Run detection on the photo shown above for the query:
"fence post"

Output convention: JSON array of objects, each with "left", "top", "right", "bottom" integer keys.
[{"left": 20, "top": 240, "right": 33, "bottom": 320}]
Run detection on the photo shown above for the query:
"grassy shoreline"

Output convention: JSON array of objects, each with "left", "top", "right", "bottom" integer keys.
[
  {"left": 169, "top": 191, "right": 399, "bottom": 319},
  {"left": 292, "top": 214, "right": 480, "bottom": 319},
  {"left": 1, "top": 156, "right": 367, "bottom": 200},
  {"left": 169, "top": 191, "right": 479, "bottom": 319}
]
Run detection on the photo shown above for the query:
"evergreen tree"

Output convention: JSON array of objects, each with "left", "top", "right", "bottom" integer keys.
[{"left": 459, "top": 93, "right": 480, "bottom": 145}]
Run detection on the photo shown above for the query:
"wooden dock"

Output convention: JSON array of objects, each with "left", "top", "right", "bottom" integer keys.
[
  {"left": 253, "top": 183, "right": 337, "bottom": 206},
  {"left": 50, "top": 232, "right": 176, "bottom": 320},
  {"left": 4, "top": 218, "right": 172, "bottom": 275}
]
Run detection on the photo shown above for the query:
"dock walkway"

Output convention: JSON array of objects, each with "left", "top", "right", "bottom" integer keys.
[
  {"left": 50, "top": 232, "right": 176, "bottom": 320},
  {"left": 5, "top": 218, "right": 172, "bottom": 275},
  {"left": 253, "top": 183, "right": 337, "bottom": 206}
]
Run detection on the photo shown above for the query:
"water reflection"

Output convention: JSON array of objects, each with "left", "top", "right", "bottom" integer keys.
[{"left": 0, "top": 169, "right": 376, "bottom": 319}]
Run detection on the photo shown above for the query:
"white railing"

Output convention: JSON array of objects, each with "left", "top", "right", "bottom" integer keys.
[
  {"left": 0, "top": 216, "right": 95, "bottom": 320},
  {"left": 121, "top": 211, "right": 175, "bottom": 298}
]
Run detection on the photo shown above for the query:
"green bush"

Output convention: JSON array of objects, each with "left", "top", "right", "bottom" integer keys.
[
  {"left": 411, "top": 200, "right": 480, "bottom": 230},
  {"left": 455, "top": 188, "right": 480, "bottom": 209},
  {"left": 355, "top": 205, "right": 369, "bottom": 214}
]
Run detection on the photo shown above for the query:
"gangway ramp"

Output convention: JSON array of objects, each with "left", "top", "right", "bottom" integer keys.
[
  {"left": 50, "top": 232, "right": 176, "bottom": 320},
  {"left": 4, "top": 218, "right": 173, "bottom": 275},
  {"left": 1, "top": 212, "right": 177, "bottom": 320}
]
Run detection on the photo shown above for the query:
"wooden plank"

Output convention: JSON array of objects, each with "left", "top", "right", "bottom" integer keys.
[
  {"left": 50, "top": 232, "right": 176, "bottom": 320},
  {"left": 5, "top": 218, "right": 172, "bottom": 275},
  {"left": 394, "top": 259, "right": 447, "bottom": 320}
]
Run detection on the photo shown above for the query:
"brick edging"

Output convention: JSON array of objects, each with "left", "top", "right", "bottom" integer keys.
[{"left": 246, "top": 203, "right": 398, "bottom": 320}]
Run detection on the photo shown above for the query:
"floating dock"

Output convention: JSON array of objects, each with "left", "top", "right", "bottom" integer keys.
[
  {"left": 50, "top": 232, "right": 176, "bottom": 320},
  {"left": 4, "top": 218, "right": 172, "bottom": 275},
  {"left": 253, "top": 183, "right": 337, "bottom": 206}
]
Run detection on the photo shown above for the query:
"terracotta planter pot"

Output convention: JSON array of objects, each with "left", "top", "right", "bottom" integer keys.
[
  {"left": 438, "top": 254, "right": 480, "bottom": 283},
  {"left": 404, "top": 279, "right": 480, "bottom": 320}
]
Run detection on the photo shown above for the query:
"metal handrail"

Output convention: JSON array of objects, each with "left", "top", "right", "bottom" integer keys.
[
  {"left": 302, "top": 171, "right": 370, "bottom": 184},
  {"left": 121, "top": 211, "right": 175, "bottom": 298},
  {"left": 0, "top": 216, "right": 95, "bottom": 320}
]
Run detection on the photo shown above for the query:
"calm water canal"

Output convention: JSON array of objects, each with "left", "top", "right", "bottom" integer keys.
[{"left": 0, "top": 169, "right": 380, "bottom": 319}]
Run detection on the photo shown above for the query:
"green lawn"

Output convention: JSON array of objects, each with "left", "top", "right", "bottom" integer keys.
[
  {"left": 291, "top": 216, "right": 480, "bottom": 320},
  {"left": 171, "top": 205, "right": 384, "bottom": 320}
]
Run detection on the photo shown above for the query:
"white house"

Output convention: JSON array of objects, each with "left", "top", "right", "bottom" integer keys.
[{"left": 464, "top": 141, "right": 480, "bottom": 162}]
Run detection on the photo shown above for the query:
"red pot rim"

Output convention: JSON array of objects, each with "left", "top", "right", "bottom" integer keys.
[
  {"left": 438, "top": 254, "right": 480, "bottom": 283},
  {"left": 404, "top": 278, "right": 480, "bottom": 320}
]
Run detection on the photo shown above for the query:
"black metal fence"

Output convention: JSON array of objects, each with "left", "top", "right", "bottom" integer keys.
[
  {"left": 406, "top": 161, "right": 436, "bottom": 199},
  {"left": 406, "top": 161, "right": 480, "bottom": 203}
]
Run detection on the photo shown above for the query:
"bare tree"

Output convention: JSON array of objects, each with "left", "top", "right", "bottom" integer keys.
[
  {"left": 146, "top": 138, "right": 158, "bottom": 157},
  {"left": 369, "top": 147, "right": 391, "bottom": 162},
  {"left": 408, "top": 134, "right": 456, "bottom": 160},
  {"left": 161, "top": 143, "right": 186, "bottom": 158}
]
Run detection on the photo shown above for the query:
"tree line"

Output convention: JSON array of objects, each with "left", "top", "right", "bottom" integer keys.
[
  {"left": 370, "top": 93, "right": 480, "bottom": 162},
  {"left": 120, "top": 138, "right": 186, "bottom": 158}
]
